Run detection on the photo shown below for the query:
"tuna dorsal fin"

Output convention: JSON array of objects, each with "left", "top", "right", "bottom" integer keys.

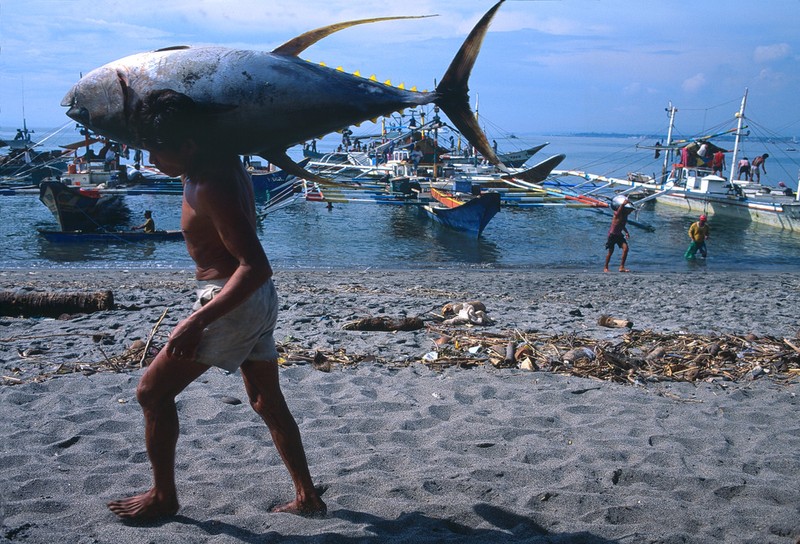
[
  {"left": 272, "top": 14, "right": 436, "bottom": 57},
  {"left": 435, "top": 1, "right": 506, "bottom": 171}
]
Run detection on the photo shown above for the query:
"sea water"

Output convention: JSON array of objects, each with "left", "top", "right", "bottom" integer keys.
[{"left": 2, "top": 132, "right": 799, "bottom": 272}]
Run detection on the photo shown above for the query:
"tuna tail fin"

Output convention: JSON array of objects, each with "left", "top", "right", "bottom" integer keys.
[
  {"left": 272, "top": 14, "right": 436, "bottom": 57},
  {"left": 435, "top": 1, "right": 506, "bottom": 171}
]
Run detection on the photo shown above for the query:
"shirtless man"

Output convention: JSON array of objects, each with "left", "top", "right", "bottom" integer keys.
[
  {"left": 603, "top": 197, "right": 634, "bottom": 273},
  {"left": 107, "top": 90, "right": 326, "bottom": 520}
]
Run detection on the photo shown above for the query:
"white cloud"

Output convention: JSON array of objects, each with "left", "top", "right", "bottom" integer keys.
[
  {"left": 682, "top": 73, "right": 707, "bottom": 93},
  {"left": 753, "top": 43, "right": 791, "bottom": 63}
]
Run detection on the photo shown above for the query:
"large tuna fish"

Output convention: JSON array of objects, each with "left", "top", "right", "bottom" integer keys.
[{"left": 62, "top": 1, "right": 506, "bottom": 181}]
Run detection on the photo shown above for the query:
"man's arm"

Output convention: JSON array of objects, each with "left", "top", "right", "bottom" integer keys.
[{"left": 167, "top": 177, "right": 272, "bottom": 360}]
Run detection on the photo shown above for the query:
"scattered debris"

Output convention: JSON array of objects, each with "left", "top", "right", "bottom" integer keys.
[
  {"left": 441, "top": 301, "right": 494, "bottom": 326},
  {"left": 598, "top": 315, "right": 633, "bottom": 329},
  {"left": 2, "top": 340, "right": 160, "bottom": 385},
  {"left": 3, "top": 312, "right": 798, "bottom": 386}
]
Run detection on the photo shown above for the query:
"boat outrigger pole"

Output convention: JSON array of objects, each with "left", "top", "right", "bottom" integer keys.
[
  {"left": 728, "top": 88, "right": 748, "bottom": 186},
  {"left": 661, "top": 102, "right": 677, "bottom": 185}
]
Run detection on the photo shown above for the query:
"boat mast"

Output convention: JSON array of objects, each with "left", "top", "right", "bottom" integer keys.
[
  {"left": 728, "top": 88, "right": 748, "bottom": 185},
  {"left": 661, "top": 102, "right": 677, "bottom": 184}
]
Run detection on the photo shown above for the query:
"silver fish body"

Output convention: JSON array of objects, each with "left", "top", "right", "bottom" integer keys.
[
  {"left": 65, "top": 47, "right": 433, "bottom": 153},
  {"left": 62, "top": 1, "right": 506, "bottom": 179}
]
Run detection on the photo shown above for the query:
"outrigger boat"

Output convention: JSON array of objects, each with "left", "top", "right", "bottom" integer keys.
[
  {"left": 39, "top": 229, "right": 183, "bottom": 243},
  {"left": 653, "top": 91, "right": 800, "bottom": 230},
  {"left": 1, "top": 123, "right": 70, "bottom": 183},
  {"left": 38, "top": 180, "right": 130, "bottom": 232},
  {"left": 551, "top": 89, "right": 800, "bottom": 232},
  {"left": 423, "top": 187, "right": 501, "bottom": 237}
]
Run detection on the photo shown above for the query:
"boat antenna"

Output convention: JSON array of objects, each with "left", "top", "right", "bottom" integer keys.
[
  {"left": 21, "top": 75, "right": 30, "bottom": 138},
  {"left": 728, "top": 88, "right": 748, "bottom": 185}
]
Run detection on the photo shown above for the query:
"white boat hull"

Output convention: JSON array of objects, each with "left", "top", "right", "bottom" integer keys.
[{"left": 656, "top": 192, "right": 800, "bottom": 231}]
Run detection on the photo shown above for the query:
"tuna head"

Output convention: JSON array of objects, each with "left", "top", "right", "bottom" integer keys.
[{"left": 61, "top": 65, "right": 142, "bottom": 145}]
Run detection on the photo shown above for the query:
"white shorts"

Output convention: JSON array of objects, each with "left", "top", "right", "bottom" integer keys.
[{"left": 192, "top": 278, "right": 279, "bottom": 372}]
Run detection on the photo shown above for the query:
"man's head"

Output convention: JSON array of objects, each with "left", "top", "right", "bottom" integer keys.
[
  {"left": 137, "top": 89, "right": 204, "bottom": 152},
  {"left": 136, "top": 89, "right": 216, "bottom": 176},
  {"left": 699, "top": 214, "right": 707, "bottom": 223}
]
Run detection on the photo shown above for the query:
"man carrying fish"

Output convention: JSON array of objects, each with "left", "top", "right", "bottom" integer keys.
[
  {"left": 61, "top": 0, "right": 509, "bottom": 521},
  {"left": 106, "top": 89, "right": 327, "bottom": 520}
]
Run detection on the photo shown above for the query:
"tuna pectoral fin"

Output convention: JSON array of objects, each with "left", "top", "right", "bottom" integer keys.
[
  {"left": 435, "top": 1, "right": 507, "bottom": 172},
  {"left": 272, "top": 14, "right": 435, "bottom": 57},
  {"left": 259, "top": 151, "right": 333, "bottom": 185}
]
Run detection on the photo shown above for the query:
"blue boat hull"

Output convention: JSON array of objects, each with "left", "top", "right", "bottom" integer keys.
[{"left": 424, "top": 192, "right": 501, "bottom": 236}]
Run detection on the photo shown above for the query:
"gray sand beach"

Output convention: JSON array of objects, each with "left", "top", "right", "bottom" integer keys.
[{"left": 1, "top": 269, "right": 799, "bottom": 543}]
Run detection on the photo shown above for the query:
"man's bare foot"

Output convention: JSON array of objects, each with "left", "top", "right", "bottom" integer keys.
[
  {"left": 619, "top": 267, "right": 631, "bottom": 273},
  {"left": 108, "top": 489, "right": 179, "bottom": 520},
  {"left": 271, "top": 496, "right": 327, "bottom": 518},
  {"left": 603, "top": 268, "right": 610, "bottom": 273}
]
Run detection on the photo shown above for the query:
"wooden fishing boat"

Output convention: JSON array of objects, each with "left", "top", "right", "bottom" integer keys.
[
  {"left": 39, "top": 229, "right": 184, "bottom": 243},
  {"left": 38, "top": 180, "right": 130, "bottom": 231},
  {"left": 547, "top": 90, "right": 800, "bottom": 233},
  {"left": 652, "top": 91, "right": 800, "bottom": 230},
  {"left": 1, "top": 125, "right": 70, "bottom": 183},
  {"left": 423, "top": 187, "right": 501, "bottom": 236}
]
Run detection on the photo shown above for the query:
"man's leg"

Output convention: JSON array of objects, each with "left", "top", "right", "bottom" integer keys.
[
  {"left": 240, "top": 359, "right": 327, "bottom": 516},
  {"left": 619, "top": 242, "right": 630, "bottom": 272},
  {"left": 108, "top": 349, "right": 208, "bottom": 519},
  {"left": 685, "top": 241, "right": 697, "bottom": 259},
  {"left": 604, "top": 247, "right": 614, "bottom": 272}
]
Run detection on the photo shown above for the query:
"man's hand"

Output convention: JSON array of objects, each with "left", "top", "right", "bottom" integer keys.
[{"left": 166, "top": 317, "right": 205, "bottom": 360}]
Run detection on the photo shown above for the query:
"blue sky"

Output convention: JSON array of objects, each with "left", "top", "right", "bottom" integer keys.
[{"left": 1, "top": 0, "right": 799, "bottom": 140}]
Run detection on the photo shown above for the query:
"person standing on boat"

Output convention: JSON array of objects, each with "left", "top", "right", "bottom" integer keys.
[
  {"left": 603, "top": 197, "right": 634, "bottom": 273},
  {"left": 684, "top": 142, "right": 699, "bottom": 166},
  {"left": 410, "top": 146, "right": 423, "bottom": 174},
  {"left": 712, "top": 149, "right": 726, "bottom": 177},
  {"left": 737, "top": 157, "right": 750, "bottom": 180},
  {"left": 685, "top": 214, "right": 710, "bottom": 260},
  {"left": 697, "top": 141, "right": 710, "bottom": 166},
  {"left": 106, "top": 89, "right": 326, "bottom": 521},
  {"left": 751, "top": 153, "right": 768, "bottom": 183}
]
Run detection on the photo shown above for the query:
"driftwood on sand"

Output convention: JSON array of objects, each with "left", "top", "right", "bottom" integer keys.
[
  {"left": 0, "top": 290, "right": 114, "bottom": 318},
  {"left": 343, "top": 316, "right": 425, "bottom": 331}
]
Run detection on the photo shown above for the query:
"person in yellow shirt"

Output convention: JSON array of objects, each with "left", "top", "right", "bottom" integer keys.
[
  {"left": 132, "top": 210, "right": 156, "bottom": 233},
  {"left": 685, "top": 214, "right": 710, "bottom": 259}
]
